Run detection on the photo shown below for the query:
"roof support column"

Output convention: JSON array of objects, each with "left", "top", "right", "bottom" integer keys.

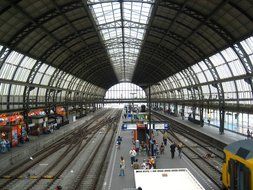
[
  {"left": 181, "top": 104, "right": 185, "bottom": 120},
  {"left": 192, "top": 106, "right": 196, "bottom": 120},
  {"left": 204, "top": 58, "right": 225, "bottom": 134},
  {"left": 23, "top": 61, "right": 43, "bottom": 110},
  {"left": 233, "top": 43, "right": 253, "bottom": 96},
  {"left": 200, "top": 106, "right": 204, "bottom": 127},
  {"left": 219, "top": 108, "right": 225, "bottom": 134},
  {"left": 46, "top": 69, "right": 61, "bottom": 112},
  {"left": 52, "top": 71, "right": 67, "bottom": 103},
  {"left": 174, "top": 103, "right": 178, "bottom": 116},
  {"left": 0, "top": 48, "right": 11, "bottom": 70},
  {"left": 7, "top": 55, "right": 25, "bottom": 110}
]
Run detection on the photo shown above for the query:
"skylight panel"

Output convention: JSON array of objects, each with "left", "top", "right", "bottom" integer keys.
[{"left": 88, "top": 0, "right": 153, "bottom": 81}]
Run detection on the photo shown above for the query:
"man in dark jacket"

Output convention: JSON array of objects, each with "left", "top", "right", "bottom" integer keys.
[{"left": 170, "top": 142, "right": 176, "bottom": 159}]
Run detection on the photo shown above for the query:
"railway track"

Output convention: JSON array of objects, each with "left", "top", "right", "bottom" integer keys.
[
  {"left": 0, "top": 109, "right": 121, "bottom": 190},
  {"left": 70, "top": 116, "right": 118, "bottom": 189},
  {"left": 168, "top": 130, "right": 223, "bottom": 189},
  {"left": 152, "top": 111, "right": 224, "bottom": 189}
]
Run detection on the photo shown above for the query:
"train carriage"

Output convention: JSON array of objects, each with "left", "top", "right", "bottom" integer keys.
[{"left": 222, "top": 140, "right": 253, "bottom": 190}]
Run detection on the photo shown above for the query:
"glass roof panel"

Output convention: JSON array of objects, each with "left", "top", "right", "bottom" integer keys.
[
  {"left": 240, "top": 36, "right": 253, "bottom": 54},
  {"left": 88, "top": 0, "right": 154, "bottom": 81},
  {"left": 221, "top": 48, "right": 238, "bottom": 62}
]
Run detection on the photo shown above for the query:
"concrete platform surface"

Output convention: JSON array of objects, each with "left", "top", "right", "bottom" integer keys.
[
  {"left": 103, "top": 121, "right": 219, "bottom": 190},
  {"left": 155, "top": 111, "right": 245, "bottom": 145}
]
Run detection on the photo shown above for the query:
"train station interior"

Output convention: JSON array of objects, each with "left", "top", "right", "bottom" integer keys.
[{"left": 0, "top": 0, "right": 253, "bottom": 189}]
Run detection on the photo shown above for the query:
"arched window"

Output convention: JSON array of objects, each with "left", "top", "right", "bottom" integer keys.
[{"left": 105, "top": 82, "right": 146, "bottom": 99}]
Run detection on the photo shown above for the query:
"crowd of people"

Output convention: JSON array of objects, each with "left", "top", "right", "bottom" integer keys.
[
  {"left": 118, "top": 130, "right": 185, "bottom": 178},
  {"left": 0, "top": 138, "right": 11, "bottom": 153},
  {"left": 0, "top": 132, "right": 30, "bottom": 154}
]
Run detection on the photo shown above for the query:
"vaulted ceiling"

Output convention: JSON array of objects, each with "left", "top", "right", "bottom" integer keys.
[{"left": 1, "top": 0, "right": 253, "bottom": 89}]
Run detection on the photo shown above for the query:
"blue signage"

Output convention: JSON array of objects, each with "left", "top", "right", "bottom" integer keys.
[
  {"left": 121, "top": 123, "right": 137, "bottom": 130},
  {"left": 153, "top": 123, "right": 169, "bottom": 130}
]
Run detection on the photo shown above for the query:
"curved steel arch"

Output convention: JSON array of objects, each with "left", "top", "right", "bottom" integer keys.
[
  {"left": 133, "top": 0, "right": 241, "bottom": 83},
  {"left": 0, "top": 0, "right": 117, "bottom": 89},
  {"left": 134, "top": 40, "right": 199, "bottom": 81}
]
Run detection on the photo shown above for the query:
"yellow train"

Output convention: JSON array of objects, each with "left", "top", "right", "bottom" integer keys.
[{"left": 222, "top": 139, "right": 253, "bottom": 190}]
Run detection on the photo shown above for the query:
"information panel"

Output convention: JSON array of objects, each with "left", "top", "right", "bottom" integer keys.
[
  {"left": 122, "top": 123, "right": 137, "bottom": 130},
  {"left": 154, "top": 123, "right": 169, "bottom": 130},
  {"left": 127, "top": 123, "right": 137, "bottom": 130}
]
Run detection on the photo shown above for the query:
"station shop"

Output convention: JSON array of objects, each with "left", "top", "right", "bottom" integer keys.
[
  {"left": 27, "top": 106, "right": 68, "bottom": 135},
  {"left": 0, "top": 113, "right": 28, "bottom": 148},
  {"left": 0, "top": 106, "right": 70, "bottom": 150}
]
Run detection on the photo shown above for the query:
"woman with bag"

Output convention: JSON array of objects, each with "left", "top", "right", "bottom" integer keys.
[{"left": 119, "top": 156, "right": 125, "bottom": 176}]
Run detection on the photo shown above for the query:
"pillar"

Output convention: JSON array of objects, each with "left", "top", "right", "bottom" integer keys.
[
  {"left": 200, "top": 106, "right": 204, "bottom": 127},
  {"left": 174, "top": 103, "right": 178, "bottom": 116},
  {"left": 219, "top": 108, "right": 225, "bottom": 134}
]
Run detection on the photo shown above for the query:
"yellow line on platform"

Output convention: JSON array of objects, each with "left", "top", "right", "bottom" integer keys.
[
  {"left": 1, "top": 176, "right": 12, "bottom": 179},
  {"left": 42, "top": 175, "right": 54, "bottom": 179},
  {"left": 1, "top": 175, "right": 56, "bottom": 179}
]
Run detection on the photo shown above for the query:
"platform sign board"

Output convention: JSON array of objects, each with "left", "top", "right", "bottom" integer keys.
[
  {"left": 142, "top": 122, "right": 169, "bottom": 130},
  {"left": 154, "top": 123, "right": 169, "bottom": 130},
  {"left": 122, "top": 123, "right": 137, "bottom": 130},
  {"left": 134, "top": 168, "right": 205, "bottom": 190},
  {"left": 127, "top": 123, "right": 137, "bottom": 130}
]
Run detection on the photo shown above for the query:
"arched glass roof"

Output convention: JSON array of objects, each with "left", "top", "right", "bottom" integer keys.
[
  {"left": 0, "top": 0, "right": 253, "bottom": 114},
  {"left": 88, "top": 0, "right": 154, "bottom": 81},
  {"left": 0, "top": 46, "right": 105, "bottom": 111},
  {"left": 150, "top": 36, "right": 253, "bottom": 113}
]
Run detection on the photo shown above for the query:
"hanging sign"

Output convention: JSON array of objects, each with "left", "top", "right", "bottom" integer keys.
[{"left": 154, "top": 123, "right": 169, "bottom": 130}]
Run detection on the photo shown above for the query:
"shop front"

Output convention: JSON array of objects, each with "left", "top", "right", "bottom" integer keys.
[
  {"left": 0, "top": 113, "right": 28, "bottom": 148},
  {"left": 28, "top": 109, "right": 48, "bottom": 135}
]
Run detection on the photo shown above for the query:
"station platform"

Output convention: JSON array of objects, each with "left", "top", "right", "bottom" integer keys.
[
  {"left": 102, "top": 119, "right": 219, "bottom": 190},
  {"left": 0, "top": 111, "right": 96, "bottom": 175},
  {"left": 154, "top": 111, "right": 245, "bottom": 145}
]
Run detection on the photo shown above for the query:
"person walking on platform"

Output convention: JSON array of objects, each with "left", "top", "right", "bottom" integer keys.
[
  {"left": 129, "top": 146, "right": 137, "bottom": 166},
  {"left": 135, "top": 139, "right": 140, "bottom": 154},
  {"left": 141, "top": 159, "right": 147, "bottom": 169},
  {"left": 148, "top": 156, "right": 155, "bottom": 169},
  {"left": 160, "top": 142, "right": 165, "bottom": 154},
  {"left": 177, "top": 142, "right": 183, "bottom": 159},
  {"left": 119, "top": 156, "right": 125, "bottom": 176},
  {"left": 145, "top": 143, "right": 149, "bottom": 156},
  {"left": 153, "top": 141, "right": 158, "bottom": 156},
  {"left": 116, "top": 136, "right": 122, "bottom": 149},
  {"left": 247, "top": 129, "right": 251, "bottom": 139},
  {"left": 163, "top": 131, "right": 168, "bottom": 146},
  {"left": 170, "top": 142, "right": 176, "bottom": 159},
  {"left": 150, "top": 138, "right": 155, "bottom": 156},
  {"left": 133, "top": 159, "right": 140, "bottom": 169}
]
